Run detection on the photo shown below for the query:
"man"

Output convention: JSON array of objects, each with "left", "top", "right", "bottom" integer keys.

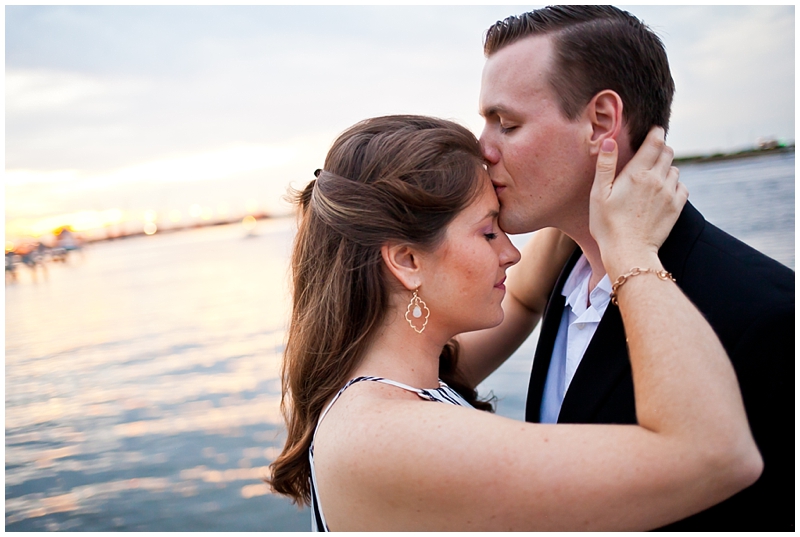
[{"left": 477, "top": 5, "right": 794, "bottom": 531}]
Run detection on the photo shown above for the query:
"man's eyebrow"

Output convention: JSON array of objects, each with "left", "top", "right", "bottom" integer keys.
[{"left": 480, "top": 105, "right": 512, "bottom": 118}]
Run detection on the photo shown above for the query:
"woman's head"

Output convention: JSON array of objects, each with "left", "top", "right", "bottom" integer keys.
[
  {"left": 270, "top": 115, "right": 507, "bottom": 504},
  {"left": 383, "top": 175, "right": 521, "bottom": 336},
  {"left": 295, "top": 115, "right": 504, "bottom": 340}
]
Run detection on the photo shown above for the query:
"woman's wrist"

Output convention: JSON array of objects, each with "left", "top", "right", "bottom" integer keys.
[{"left": 602, "top": 249, "right": 662, "bottom": 281}]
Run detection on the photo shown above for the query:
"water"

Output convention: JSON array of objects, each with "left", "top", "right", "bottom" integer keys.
[
  {"left": 5, "top": 152, "right": 794, "bottom": 531},
  {"left": 5, "top": 219, "right": 306, "bottom": 531}
]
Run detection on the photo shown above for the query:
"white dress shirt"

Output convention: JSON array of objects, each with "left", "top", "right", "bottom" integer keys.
[{"left": 540, "top": 254, "right": 612, "bottom": 423}]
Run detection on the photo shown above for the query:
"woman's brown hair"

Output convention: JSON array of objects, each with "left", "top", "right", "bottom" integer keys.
[{"left": 268, "top": 115, "right": 494, "bottom": 505}]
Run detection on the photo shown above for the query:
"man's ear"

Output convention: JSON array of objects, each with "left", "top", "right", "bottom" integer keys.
[
  {"left": 587, "top": 90, "right": 624, "bottom": 156},
  {"left": 380, "top": 242, "right": 422, "bottom": 291}
]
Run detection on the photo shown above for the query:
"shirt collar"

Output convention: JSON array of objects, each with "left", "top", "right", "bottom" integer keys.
[{"left": 561, "top": 254, "right": 612, "bottom": 315}]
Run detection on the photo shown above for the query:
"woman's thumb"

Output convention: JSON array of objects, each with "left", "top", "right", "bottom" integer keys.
[{"left": 593, "top": 138, "right": 618, "bottom": 194}]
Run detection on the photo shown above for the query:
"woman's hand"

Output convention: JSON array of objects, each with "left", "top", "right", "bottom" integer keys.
[{"left": 589, "top": 127, "right": 688, "bottom": 278}]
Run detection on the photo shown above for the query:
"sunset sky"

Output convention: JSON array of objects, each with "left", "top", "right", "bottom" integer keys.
[{"left": 5, "top": 5, "right": 795, "bottom": 241}]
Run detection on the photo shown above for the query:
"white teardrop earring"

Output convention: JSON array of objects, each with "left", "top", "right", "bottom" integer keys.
[{"left": 405, "top": 288, "right": 430, "bottom": 334}]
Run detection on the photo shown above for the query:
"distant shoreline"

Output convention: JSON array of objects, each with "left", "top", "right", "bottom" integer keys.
[
  {"left": 674, "top": 144, "right": 794, "bottom": 165},
  {"left": 8, "top": 145, "right": 793, "bottom": 249},
  {"left": 84, "top": 213, "right": 290, "bottom": 245}
]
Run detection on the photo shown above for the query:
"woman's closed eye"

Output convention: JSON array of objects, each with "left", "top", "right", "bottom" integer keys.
[{"left": 484, "top": 232, "right": 498, "bottom": 241}]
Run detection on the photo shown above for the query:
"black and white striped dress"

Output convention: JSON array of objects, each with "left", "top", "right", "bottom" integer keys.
[{"left": 308, "top": 376, "right": 473, "bottom": 532}]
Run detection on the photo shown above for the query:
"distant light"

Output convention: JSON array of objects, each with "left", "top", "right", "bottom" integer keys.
[
  {"left": 245, "top": 200, "right": 259, "bottom": 214},
  {"left": 143, "top": 222, "right": 157, "bottom": 235},
  {"left": 144, "top": 210, "right": 157, "bottom": 223},
  {"left": 6, "top": 241, "right": 15, "bottom": 253},
  {"left": 242, "top": 215, "right": 257, "bottom": 231},
  {"left": 201, "top": 207, "right": 213, "bottom": 221},
  {"left": 102, "top": 208, "right": 123, "bottom": 225},
  {"left": 189, "top": 204, "right": 203, "bottom": 218},
  {"left": 169, "top": 210, "right": 182, "bottom": 223}
]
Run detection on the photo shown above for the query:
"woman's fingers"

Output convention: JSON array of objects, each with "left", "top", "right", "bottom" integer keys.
[
  {"left": 628, "top": 126, "right": 666, "bottom": 171},
  {"left": 593, "top": 138, "right": 619, "bottom": 195},
  {"left": 589, "top": 125, "right": 688, "bottom": 273},
  {"left": 653, "top": 142, "right": 675, "bottom": 177},
  {"left": 665, "top": 165, "right": 681, "bottom": 193},
  {"left": 675, "top": 179, "right": 690, "bottom": 209}
]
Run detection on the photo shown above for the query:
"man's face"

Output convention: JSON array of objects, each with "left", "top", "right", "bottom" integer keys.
[{"left": 479, "top": 35, "right": 594, "bottom": 235}]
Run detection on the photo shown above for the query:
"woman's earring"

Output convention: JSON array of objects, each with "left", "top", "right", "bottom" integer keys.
[{"left": 405, "top": 288, "right": 430, "bottom": 334}]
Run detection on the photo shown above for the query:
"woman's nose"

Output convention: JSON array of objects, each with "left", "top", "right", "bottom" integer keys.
[{"left": 500, "top": 233, "right": 521, "bottom": 267}]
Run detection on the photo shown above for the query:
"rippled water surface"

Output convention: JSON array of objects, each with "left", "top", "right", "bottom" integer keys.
[{"left": 5, "top": 152, "right": 794, "bottom": 531}]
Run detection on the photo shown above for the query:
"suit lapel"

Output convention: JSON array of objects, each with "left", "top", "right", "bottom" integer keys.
[{"left": 525, "top": 247, "right": 582, "bottom": 423}]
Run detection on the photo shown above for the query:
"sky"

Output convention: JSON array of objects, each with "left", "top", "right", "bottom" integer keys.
[{"left": 4, "top": 5, "right": 796, "bottom": 240}]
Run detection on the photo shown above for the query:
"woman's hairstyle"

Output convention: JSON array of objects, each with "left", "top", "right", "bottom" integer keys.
[{"left": 268, "top": 115, "right": 493, "bottom": 505}]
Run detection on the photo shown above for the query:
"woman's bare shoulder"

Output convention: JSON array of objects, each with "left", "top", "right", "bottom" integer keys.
[
  {"left": 308, "top": 381, "right": 716, "bottom": 531},
  {"left": 314, "top": 378, "right": 450, "bottom": 457}
]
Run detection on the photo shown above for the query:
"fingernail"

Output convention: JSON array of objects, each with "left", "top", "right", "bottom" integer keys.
[{"left": 601, "top": 139, "right": 615, "bottom": 153}]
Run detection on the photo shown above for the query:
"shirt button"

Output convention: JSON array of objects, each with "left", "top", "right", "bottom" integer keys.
[{"left": 576, "top": 323, "right": 585, "bottom": 330}]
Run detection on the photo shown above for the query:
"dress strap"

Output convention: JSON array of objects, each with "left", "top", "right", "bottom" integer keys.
[
  {"left": 313, "top": 376, "right": 466, "bottom": 442},
  {"left": 312, "top": 376, "right": 443, "bottom": 447},
  {"left": 314, "top": 377, "right": 386, "bottom": 438},
  {"left": 366, "top": 376, "right": 428, "bottom": 395}
]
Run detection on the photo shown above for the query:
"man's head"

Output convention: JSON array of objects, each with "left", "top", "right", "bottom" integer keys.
[{"left": 479, "top": 5, "right": 674, "bottom": 234}]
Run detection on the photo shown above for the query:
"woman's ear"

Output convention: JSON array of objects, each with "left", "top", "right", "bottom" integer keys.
[
  {"left": 380, "top": 242, "right": 422, "bottom": 291},
  {"left": 587, "top": 89, "right": 624, "bottom": 156}
]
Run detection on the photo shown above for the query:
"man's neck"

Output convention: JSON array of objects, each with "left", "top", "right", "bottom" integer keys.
[
  {"left": 564, "top": 225, "right": 606, "bottom": 294},
  {"left": 562, "top": 145, "right": 635, "bottom": 293}
]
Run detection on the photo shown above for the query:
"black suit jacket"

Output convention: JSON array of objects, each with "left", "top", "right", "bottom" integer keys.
[{"left": 526, "top": 202, "right": 795, "bottom": 530}]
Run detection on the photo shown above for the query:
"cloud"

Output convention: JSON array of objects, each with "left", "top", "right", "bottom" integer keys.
[
  {"left": 6, "top": 143, "right": 298, "bottom": 187},
  {"left": 657, "top": 5, "right": 795, "bottom": 153},
  {"left": 4, "top": 5, "right": 795, "bottom": 228},
  {"left": 7, "top": 70, "right": 110, "bottom": 112}
]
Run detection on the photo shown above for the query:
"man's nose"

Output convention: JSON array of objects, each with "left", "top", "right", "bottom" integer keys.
[{"left": 479, "top": 130, "right": 500, "bottom": 165}]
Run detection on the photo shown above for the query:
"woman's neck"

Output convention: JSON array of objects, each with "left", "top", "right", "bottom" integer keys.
[{"left": 351, "top": 308, "right": 447, "bottom": 390}]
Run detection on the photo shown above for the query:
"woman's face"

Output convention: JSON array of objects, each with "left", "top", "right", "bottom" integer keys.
[{"left": 419, "top": 170, "right": 521, "bottom": 335}]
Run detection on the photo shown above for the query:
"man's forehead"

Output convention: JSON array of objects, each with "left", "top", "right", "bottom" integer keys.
[
  {"left": 479, "top": 35, "right": 555, "bottom": 114},
  {"left": 485, "top": 35, "right": 553, "bottom": 83}
]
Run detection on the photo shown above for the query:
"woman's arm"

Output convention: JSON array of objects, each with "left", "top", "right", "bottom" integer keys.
[
  {"left": 316, "top": 128, "right": 762, "bottom": 531},
  {"left": 455, "top": 228, "right": 575, "bottom": 387}
]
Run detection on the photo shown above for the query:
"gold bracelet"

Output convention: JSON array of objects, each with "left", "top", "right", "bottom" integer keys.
[{"left": 609, "top": 267, "right": 676, "bottom": 306}]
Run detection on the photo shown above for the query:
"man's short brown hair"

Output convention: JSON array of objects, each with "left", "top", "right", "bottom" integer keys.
[{"left": 484, "top": 5, "right": 674, "bottom": 150}]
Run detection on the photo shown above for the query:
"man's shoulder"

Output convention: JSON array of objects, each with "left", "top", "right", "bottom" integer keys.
[
  {"left": 663, "top": 207, "right": 794, "bottom": 346},
  {"left": 685, "top": 217, "right": 793, "bottom": 301},
  {"left": 662, "top": 203, "right": 792, "bottom": 291}
]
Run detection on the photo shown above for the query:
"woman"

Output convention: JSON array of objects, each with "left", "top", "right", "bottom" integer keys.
[{"left": 268, "top": 115, "right": 761, "bottom": 531}]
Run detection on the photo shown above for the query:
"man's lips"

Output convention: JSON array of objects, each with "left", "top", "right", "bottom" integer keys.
[
  {"left": 495, "top": 276, "right": 506, "bottom": 290},
  {"left": 492, "top": 182, "right": 506, "bottom": 195}
]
